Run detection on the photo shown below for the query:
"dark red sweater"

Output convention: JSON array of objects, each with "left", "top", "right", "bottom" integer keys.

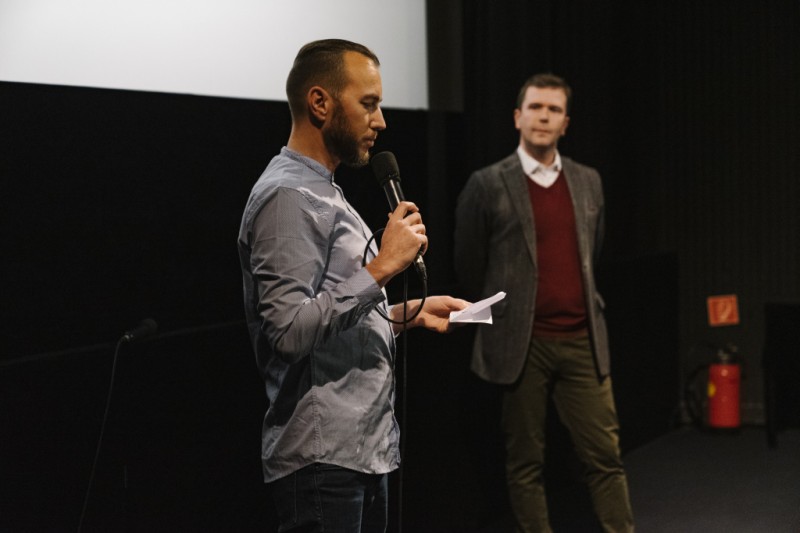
[{"left": 527, "top": 172, "right": 588, "bottom": 337}]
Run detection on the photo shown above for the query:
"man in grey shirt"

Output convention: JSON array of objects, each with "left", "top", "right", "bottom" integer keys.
[{"left": 238, "top": 39, "right": 467, "bottom": 533}]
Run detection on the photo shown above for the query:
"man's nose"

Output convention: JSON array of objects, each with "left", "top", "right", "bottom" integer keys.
[{"left": 373, "top": 107, "right": 387, "bottom": 130}]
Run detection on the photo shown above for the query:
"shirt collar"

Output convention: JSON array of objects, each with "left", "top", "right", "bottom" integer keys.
[
  {"left": 281, "top": 146, "right": 335, "bottom": 183},
  {"left": 516, "top": 145, "right": 562, "bottom": 176}
]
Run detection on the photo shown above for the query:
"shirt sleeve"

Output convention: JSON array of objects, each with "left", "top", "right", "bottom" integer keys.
[{"left": 249, "top": 186, "right": 385, "bottom": 364}]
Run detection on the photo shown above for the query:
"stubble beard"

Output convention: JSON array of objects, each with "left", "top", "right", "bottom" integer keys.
[{"left": 323, "top": 103, "right": 370, "bottom": 169}]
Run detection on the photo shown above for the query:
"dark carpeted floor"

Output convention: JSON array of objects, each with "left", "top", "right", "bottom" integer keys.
[{"left": 625, "top": 426, "right": 800, "bottom": 533}]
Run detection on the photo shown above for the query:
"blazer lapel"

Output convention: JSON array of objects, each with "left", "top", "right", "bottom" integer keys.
[
  {"left": 499, "top": 154, "right": 538, "bottom": 266},
  {"left": 562, "top": 158, "right": 590, "bottom": 255}
]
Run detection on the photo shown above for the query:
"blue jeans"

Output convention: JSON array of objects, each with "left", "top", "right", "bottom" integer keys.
[{"left": 268, "top": 463, "right": 389, "bottom": 533}]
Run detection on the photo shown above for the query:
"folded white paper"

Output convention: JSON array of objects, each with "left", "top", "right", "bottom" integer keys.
[{"left": 449, "top": 291, "right": 506, "bottom": 324}]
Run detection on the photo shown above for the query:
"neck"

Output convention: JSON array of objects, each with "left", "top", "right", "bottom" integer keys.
[
  {"left": 287, "top": 125, "right": 339, "bottom": 172},
  {"left": 523, "top": 143, "right": 557, "bottom": 166}
]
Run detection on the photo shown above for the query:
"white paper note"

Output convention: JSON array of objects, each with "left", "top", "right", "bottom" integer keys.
[{"left": 449, "top": 291, "right": 506, "bottom": 324}]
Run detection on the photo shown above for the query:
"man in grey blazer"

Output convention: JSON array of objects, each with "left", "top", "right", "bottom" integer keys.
[{"left": 454, "top": 74, "right": 633, "bottom": 533}]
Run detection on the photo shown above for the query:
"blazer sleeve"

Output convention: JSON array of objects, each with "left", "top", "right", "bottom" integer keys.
[{"left": 592, "top": 168, "right": 606, "bottom": 265}]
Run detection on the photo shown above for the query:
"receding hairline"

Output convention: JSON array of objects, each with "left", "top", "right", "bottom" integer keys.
[{"left": 285, "top": 39, "right": 380, "bottom": 118}]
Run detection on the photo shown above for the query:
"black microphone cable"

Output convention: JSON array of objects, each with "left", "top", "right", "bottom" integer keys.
[
  {"left": 397, "top": 268, "right": 410, "bottom": 533},
  {"left": 367, "top": 150, "right": 433, "bottom": 533},
  {"left": 362, "top": 233, "right": 427, "bottom": 533}
]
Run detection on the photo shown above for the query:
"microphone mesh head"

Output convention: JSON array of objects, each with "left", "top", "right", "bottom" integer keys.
[
  {"left": 370, "top": 151, "right": 400, "bottom": 185},
  {"left": 140, "top": 318, "right": 158, "bottom": 335}
]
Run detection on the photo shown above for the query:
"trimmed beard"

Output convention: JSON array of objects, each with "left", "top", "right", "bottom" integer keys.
[{"left": 323, "top": 101, "right": 370, "bottom": 168}]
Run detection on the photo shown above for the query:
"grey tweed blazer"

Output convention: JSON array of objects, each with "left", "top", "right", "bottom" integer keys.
[{"left": 454, "top": 152, "right": 610, "bottom": 384}]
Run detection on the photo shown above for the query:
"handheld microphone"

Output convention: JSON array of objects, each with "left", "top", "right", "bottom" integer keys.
[
  {"left": 122, "top": 318, "right": 158, "bottom": 343},
  {"left": 370, "top": 151, "right": 427, "bottom": 280}
]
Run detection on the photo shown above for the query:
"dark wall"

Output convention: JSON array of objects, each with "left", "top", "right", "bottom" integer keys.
[
  {"left": 1, "top": 323, "right": 270, "bottom": 531},
  {"left": 1, "top": 82, "right": 277, "bottom": 358},
  {"left": 1, "top": 82, "right": 287, "bottom": 531}
]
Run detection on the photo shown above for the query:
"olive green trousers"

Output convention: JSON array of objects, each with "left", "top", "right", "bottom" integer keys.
[{"left": 502, "top": 336, "right": 634, "bottom": 533}]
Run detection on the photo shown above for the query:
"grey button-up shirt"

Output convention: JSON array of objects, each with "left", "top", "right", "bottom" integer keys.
[{"left": 238, "top": 147, "right": 400, "bottom": 482}]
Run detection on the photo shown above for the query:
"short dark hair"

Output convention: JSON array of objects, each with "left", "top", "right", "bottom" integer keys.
[
  {"left": 285, "top": 39, "right": 380, "bottom": 119},
  {"left": 516, "top": 73, "right": 572, "bottom": 113}
]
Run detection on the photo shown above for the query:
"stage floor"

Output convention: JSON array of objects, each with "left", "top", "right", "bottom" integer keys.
[
  {"left": 626, "top": 426, "right": 800, "bottom": 533},
  {"left": 462, "top": 426, "right": 800, "bottom": 533}
]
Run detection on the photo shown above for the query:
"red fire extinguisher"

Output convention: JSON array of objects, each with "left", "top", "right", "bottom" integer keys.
[{"left": 707, "top": 346, "right": 741, "bottom": 428}]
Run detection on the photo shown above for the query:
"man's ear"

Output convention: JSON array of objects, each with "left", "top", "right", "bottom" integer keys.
[{"left": 308, "top": 86, "right": 330, "bottom": 123}]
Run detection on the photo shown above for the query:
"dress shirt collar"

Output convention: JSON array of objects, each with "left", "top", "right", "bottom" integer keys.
[
  {"left": 517, "top": 145, "right": 562, "bottom": 188},
  {"left": 281, "top": 146, "right": 335, "bottom": 183}
]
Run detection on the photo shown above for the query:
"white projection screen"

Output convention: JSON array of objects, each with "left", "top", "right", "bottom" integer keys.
[{"left": 0, "top": 0, "right": 428, "bottom": 109}]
